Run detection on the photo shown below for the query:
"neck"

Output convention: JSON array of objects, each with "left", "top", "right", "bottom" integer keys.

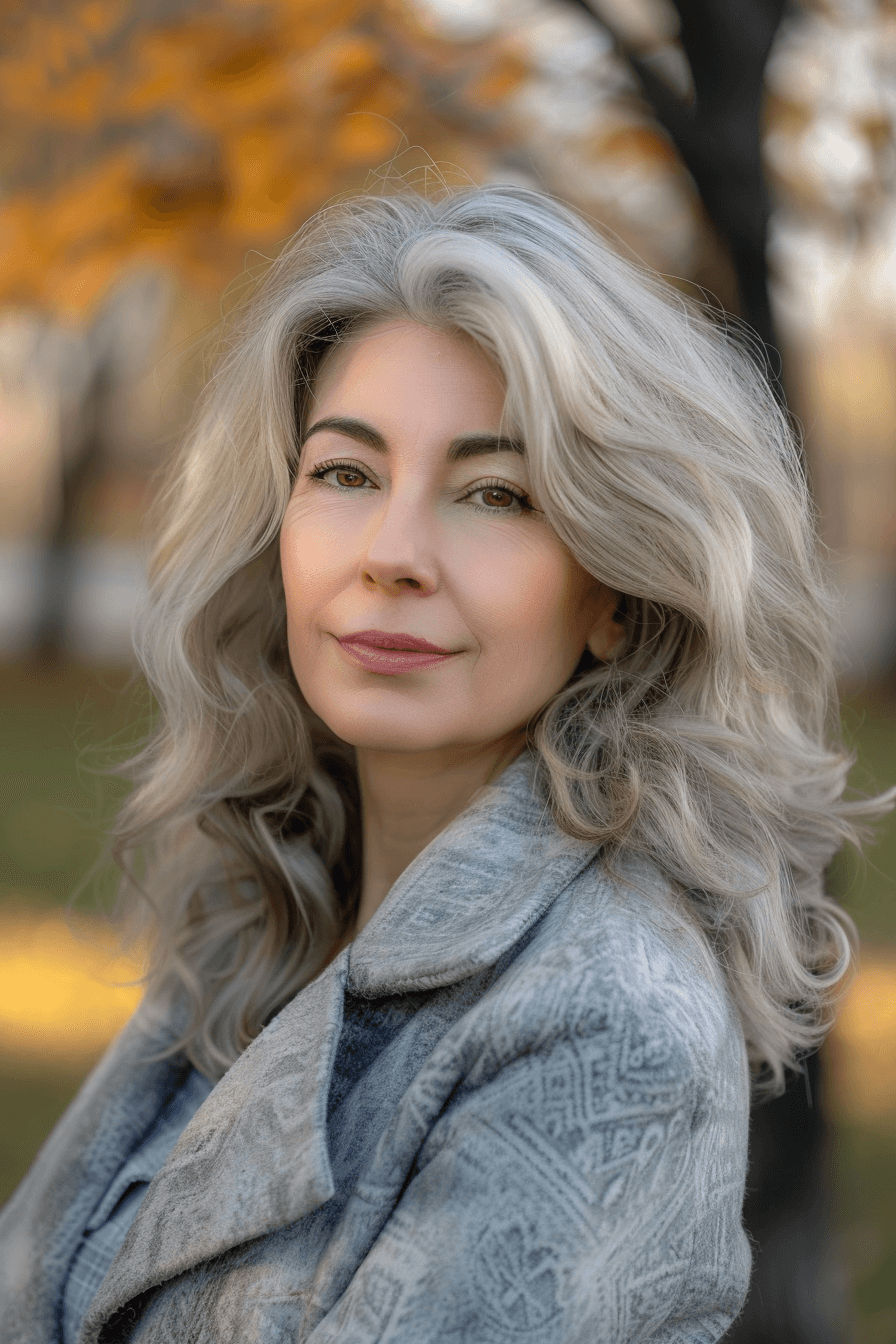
[{"left": 350, "top": 732, "right": 529, "bottom": 938}]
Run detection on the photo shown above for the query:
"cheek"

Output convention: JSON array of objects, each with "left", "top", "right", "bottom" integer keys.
[
  {"left": 279, "top": 527, "right": 322, "bottom": 657},
  {"left": 488, "top": 540, "right": 582, "bottom": 639},
  {"left": 279, "top": 512, "right": 334, "bottom": 601},
  {"left": 464, "top": 544, "right": 587, "bottom": 691},
  {"left": 278, "top": 526, "right": 300, "bottom": 609}
]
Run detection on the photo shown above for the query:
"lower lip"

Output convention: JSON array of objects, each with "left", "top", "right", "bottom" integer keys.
[{"left": 336, "top": 640, "right": 455, "bottom": 675}]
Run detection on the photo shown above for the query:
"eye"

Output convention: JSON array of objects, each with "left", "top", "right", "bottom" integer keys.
[
  {"left": 460, "top": 478, "right": 534, "bottom": 515},
  {"left": 305, "top": 460, "right": 536, "bottom": 516},
  {"left": 305, "top": 459, "right": 371, "bottom": 491}
]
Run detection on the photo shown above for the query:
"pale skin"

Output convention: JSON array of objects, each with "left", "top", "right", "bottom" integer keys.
[{"left": 279, "top": 320, "right": 625, "bottom": 960}]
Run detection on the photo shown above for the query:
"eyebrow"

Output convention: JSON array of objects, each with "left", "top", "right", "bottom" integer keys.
[{"left": 301, "top": 415, "right": 526, "bottom": 462}]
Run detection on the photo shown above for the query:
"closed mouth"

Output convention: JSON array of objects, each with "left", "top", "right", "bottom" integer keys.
[{"left": 337, "top": 630, "right": 452, "bottom": 655}]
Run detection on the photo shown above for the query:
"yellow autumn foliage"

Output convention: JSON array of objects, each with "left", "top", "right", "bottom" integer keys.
[
  {"left": 0, "top": 0, "right": 505, "bottom": 318},
  {"left": 0, "top": 909, "right": 143, "bottom": 1066}
]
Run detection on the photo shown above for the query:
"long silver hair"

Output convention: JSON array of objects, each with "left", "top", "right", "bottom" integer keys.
[{"left": 113, "top": 182, "right": 895, "bottom": 1098}]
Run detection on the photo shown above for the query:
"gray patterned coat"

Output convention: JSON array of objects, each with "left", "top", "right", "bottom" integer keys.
[{"left": 0, "top": 749, "right": 752, "bottom": 1343}]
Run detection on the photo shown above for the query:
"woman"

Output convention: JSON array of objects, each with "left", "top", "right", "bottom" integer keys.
[{"left": 1, "top": 182, "right": 892, "bottom": 1344}]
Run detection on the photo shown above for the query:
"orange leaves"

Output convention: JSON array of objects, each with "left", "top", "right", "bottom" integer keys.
[
  {"left": 47, "top": 65, "right": 114, "bottom": 124},
  {"left": 0, "top": 154, "right": 135, "bottom": 317},
  {"left": 0, "top": 0, "right": 537, "bottom": 317},
  {"left": 269, "top": 0, "right": 367, "bottom": 55},
  {"left": 331, "top": 114, "right": 405, "bottom": 165},
  {"left": 30, "top": 18, "right": 93, "bottom": 85},
  {"left": 828, "top": 950, "right": 896, "bottom": 1125},
  {"left": 223, "top": 126, "right": 301, "bottom": 236},
  {"left": 596, "top": 121, "right": 681, "bottom": 168},
  {"left": 0, "top": 909, "right": 144, "bottom": 1066},
  {"left": 193, "top": 38, "right": 297, "bottom": 129},
  {"left": 323, "top": 33, "right": 382, "bottom": 91},
  {"left": 0, "top": 0, "right": 123, "bottom": 117},
  {"left": 48, "top": 150, "right": 137, "bottom": 246},
  {"left": 76, "top": 0, "right": 128, "bottom": 40},
  {"left": 134, "top": 169, "right": 227, "bottom": 227},
  {"left": 463, "top": 50, "right": 530, "bottom": 108},
  {"left": 119, "top": 23, "right": 219, "bottom": 118}
]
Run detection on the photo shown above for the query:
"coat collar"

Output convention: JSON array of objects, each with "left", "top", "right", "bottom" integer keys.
[
  {"left": 81, "top": 746, "right": 599, "bottom": 1337},
  {"left": 347, "top": 744, "right": 600, "bottom": 995}
]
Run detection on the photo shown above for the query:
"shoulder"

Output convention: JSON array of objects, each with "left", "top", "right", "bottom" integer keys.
[{"left": 472, "top": 848, "right": 747, "bottom": 1104}]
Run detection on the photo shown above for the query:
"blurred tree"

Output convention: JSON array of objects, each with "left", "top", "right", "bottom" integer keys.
[
  {"left": 0, "top": 0, "right": 529, "bottom": 318},
  {"left": 573, "top": 0, "right": 788, "bottom": 389}
]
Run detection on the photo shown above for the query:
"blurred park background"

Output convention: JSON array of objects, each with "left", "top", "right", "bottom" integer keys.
[{"left": 0, "top": 0, "right": 894, "bottom": 1339}]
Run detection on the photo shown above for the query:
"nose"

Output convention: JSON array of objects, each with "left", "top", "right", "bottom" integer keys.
[{"left": 359, "top": 489, "right": 440, "bottom": 594}]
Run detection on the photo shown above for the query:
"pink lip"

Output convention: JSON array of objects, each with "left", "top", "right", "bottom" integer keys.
[
  {"left": 338, "top": 629, "right": 451, "bottom": 654},
  {"left": 336, "top": 640, "right": 455, "bottom": 676}
]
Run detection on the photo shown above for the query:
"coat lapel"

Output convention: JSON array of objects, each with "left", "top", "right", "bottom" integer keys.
[
  {"left": 348, "top": 746, "right": 599, "bottom": 996},
  {"left": 84, "top": 950, "right": 348, "bottom": 1339},
  {"left": 37, "top": 746, "right": 599, "bottom": 1341}
]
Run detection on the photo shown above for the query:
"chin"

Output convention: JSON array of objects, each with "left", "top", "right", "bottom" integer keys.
[
  {"left": 324, "top": 722, "right": 464, "bottom": 755},
  {"left": 312, "top": 700, "right": 488, "bottom": 756}
]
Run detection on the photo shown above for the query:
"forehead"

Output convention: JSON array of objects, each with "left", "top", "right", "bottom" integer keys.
[
  {"left": 304, "top": 320, "right": 524, "bottom": 464},
  {"left": 312, "top": 319, "right": 505, "bottom": 399}
]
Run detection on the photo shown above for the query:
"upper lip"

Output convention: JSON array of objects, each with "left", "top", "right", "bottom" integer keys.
[{"left": 338, "top": 629, "right": 453, "bottom": 654}]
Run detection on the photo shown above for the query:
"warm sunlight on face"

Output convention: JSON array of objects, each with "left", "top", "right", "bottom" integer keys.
[{"left": 279, "top": 320, "right": 623, "bottom": 765}]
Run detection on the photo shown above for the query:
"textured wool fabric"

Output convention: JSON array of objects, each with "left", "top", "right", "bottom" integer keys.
[
  {"left": 0, "top": 747, "right": 752, "bottom": 1343},
  {"left": 61, "top": 1066, "right": 215, "bottom": 1344}
]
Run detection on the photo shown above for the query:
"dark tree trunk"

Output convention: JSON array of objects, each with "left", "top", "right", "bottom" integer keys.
[
  {"left": 30, "top": 365, "right": 108, "bottom": 662},
  {"left": 732, "top": 1046, "right": 851, "bottom": 1342},
  {"left": 569, "top": 0, "right": 788, "bottom": 392}
]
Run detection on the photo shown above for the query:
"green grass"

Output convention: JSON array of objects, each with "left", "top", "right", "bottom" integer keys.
[
  {"left": 1, "top": 661, "right": 894, "bottom": 1334},
  {"left": 834, "top": 1122, "right": 896, "bottom": 1344},
  {"left": 0, "top": 661, "right": 152, "bottom": 916},
  {"left": 830, "top": 690, "right": 896, "bottom": 944}
]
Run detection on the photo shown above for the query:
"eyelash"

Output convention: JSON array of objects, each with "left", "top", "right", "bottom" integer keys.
[{"left": 304, "top": 458, "right": 535, "bottom": 516}]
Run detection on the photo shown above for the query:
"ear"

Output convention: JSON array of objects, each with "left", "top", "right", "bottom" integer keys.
[{"left": 586, "top": 587, "right": 627, "bottom": 663}]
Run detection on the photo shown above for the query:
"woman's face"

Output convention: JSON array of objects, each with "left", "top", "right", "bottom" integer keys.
[{"left": 280, "top": 320, "right": 623, "bottom": 759}]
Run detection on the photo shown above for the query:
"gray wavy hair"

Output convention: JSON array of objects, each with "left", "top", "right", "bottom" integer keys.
[{"left": 113, "top": 181, "right": 895, "bottom": 1100}]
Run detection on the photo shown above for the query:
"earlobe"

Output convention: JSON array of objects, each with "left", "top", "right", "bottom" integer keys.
[
  {"left": 586, "top": 589, "right": 627, "bottom": 663},
  {"left": 586, "top": 622, "right": 626, "bottom": 663}
]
